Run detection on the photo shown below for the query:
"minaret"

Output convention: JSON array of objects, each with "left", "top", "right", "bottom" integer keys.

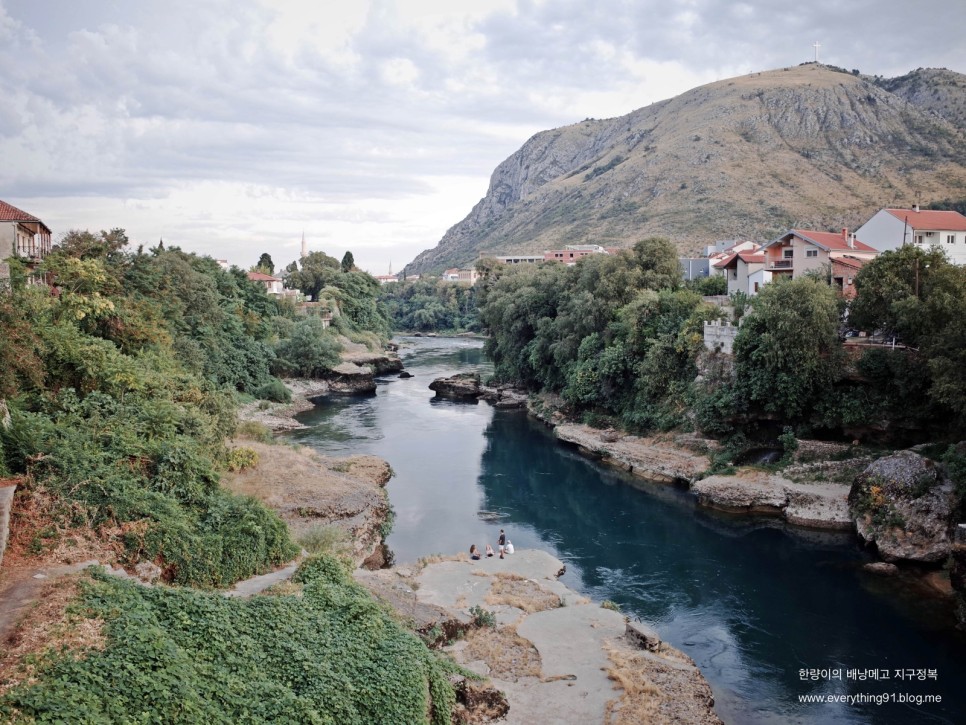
[
  {"left": 388, "top": 260, "right": 392, "bottom": 276},
  {"left": 301, "top": 231, "right": 307, "bottom": 259}
]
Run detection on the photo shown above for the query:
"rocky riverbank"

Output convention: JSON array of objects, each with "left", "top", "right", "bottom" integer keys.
[
  {"left": 221, "top": 440, "right": 393, "bottom": 569},
  {"left": 238, "top": 343, "right": 403, "bottom": 431},
  {"left": 356, "top": 549, "right": 722, "bottom": 724}
]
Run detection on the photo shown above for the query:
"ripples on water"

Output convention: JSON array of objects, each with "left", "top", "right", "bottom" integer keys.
[{"left": 286, "top": 337, "right": 966, "bottom": 725}]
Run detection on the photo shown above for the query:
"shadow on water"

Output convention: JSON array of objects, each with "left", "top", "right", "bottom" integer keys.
[
  {"left": 476, "top": 411, "right": 965, "bottom": 725},
  {"left": 289, "top": 337, "right": 966, "bottom": 725}
]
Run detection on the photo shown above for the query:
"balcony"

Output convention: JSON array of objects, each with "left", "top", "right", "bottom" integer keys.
[{"left": 768, "top": 260, "right": 793, "bottom": 270}]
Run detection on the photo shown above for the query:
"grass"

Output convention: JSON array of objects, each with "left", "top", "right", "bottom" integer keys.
[
  {"left": 460, "top": 626, "right": 542, "bottom": 682},
  {"left": 296, "top": 524, "right": 348, "bottom": 556},
  {"left": 485, "top": 573, "right": 562, "bottom": 614}
]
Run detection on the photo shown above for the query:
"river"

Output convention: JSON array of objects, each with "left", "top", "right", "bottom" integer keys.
[{"left": 285, "top": 336, "right": 965, "bottom": 725}]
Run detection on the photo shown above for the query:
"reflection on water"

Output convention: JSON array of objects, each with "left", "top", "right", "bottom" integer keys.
[{"left": 286, "top": 337, "right": 966, "bottom": 725}]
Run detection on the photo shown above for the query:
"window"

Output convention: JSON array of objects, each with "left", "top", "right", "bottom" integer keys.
[
  {"left": 948, "top": 235, "right": 956, "bottom": 244},
  {"left": 805, "top": 249, "right": 818, "bottom": 258},
  {"left": 916, "top": 235, "right": 924, "bottom": 244},
  {"left": 783, "top": 249, "right": 794, "bottom": 259}
]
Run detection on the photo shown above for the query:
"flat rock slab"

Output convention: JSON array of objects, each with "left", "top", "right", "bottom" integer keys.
[
  {"left": 694, "top": 471, "right": 851, "bottom": 529},
  {"left": 506, "top": 604, "right": 626, "bottom": 724},
  {"left": 554, "top": 424, "right": 710, "bottom": 483},
  {"left": 389, "top": 548, "right": 721, "bottom": 725}
]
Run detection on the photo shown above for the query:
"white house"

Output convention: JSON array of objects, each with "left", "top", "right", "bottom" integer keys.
[
  {"left": 713, "top": 250, "right": 765, "bottom": 295},
  {"left": 247, "top": 271, "right": 284, "bottom": 295},
  {"left": 855, "top": 206, "right": 966, "bottom": 265}
]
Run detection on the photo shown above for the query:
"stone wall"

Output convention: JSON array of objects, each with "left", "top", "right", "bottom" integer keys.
[{"left": 703, "top": 320, "right": 739, "bottom": 354}]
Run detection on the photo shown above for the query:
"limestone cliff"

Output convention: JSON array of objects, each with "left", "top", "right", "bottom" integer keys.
[{"left": 405, "top": 64, "right": 966, "bottom": 274}]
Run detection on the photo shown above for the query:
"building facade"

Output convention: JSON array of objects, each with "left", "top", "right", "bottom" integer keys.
[{"left": 855, "top": 207, "right": 966, "bottom": 265}]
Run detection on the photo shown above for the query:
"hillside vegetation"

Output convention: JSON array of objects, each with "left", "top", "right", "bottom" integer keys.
[
  {"left": 0, "top": 234, "right": 462, "bottom": 723},
  {"left": 406, "top": 64, "right": 966, "bottom": 274}
]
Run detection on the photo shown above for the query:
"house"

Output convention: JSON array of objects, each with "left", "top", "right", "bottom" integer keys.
[
  {"left": 680, "top": 258, "right": 711, "bottom": 281},
  {"left": 713, "top": 251, "right": 765, "bottom": 295},
  {"left": 492, "top": 255, "right": 544, "bottom": 265},
  {"left": 760, "top": 229, "right": 878, "bottom": 295},
  {"left": 543, "top": 244, "right": 614, "bottom": 265},
  {"left": 247, "top": 271, "right": 284, "bottom": 295},
  {"left": 0, "top": 200, "right": 52, "bottom": 265},
  {"left": 707, "top": 240, "right": 760, "bottom": 276},
  {"left": 457, "top": 268, "right": 479, "bottom": 284},
  {"left": 855, "top": 206, "right": 966, "bottom": 265},
  {"left": 442, "top": 268, "right": 460, "bottom": 281},
  {"left": 373, "top": 274, "right": 399, "bottom": 284}
]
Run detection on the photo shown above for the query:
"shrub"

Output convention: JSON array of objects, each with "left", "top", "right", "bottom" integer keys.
[
  {"left": 0, "top": 558, "right": 459, "bottom": 724},
  {"left": 469, "top": 605, "right": 497, "bottom": 629},
  {"left": 254, "top": 377, "right": 292, "bottom": 403},
  {"left": 226, "top": 447, "right": 259, "bottom": 472}
]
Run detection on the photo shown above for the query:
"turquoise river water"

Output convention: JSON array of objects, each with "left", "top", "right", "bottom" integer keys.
[{"left": 284, "top": 336, "right": 965, "bottom": 725}]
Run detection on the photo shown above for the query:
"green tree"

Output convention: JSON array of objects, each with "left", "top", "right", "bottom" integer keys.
[
  {"left": 341, "top": 250, "right": 355, "bottom": 272},
  {"left": 849, "top": 245, "right": 953, "bottom": 345},
  {"left": 57, "top": 228, "right": 128, "bottom": 261},
  {"left": 256, "top": 252, "right": 274, "bottom": 274},
  {"left": 733, "top": 277, "right": 843, "bottom": 420},
  {"left": 285, "top": 251, "right": 341, "bottom": 301}
]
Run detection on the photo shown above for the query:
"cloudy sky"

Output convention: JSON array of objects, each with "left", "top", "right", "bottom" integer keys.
[{"left": 2, "top": 1, "right": 964, "bottom": 275}]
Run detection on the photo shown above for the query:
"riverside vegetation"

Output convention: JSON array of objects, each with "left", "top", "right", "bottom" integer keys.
[
  {"left": 0, "top": 232, "right": 465, "bottom": 723},
  {"left": 473, "top": 238, "right": 966, "bottom": 503}
]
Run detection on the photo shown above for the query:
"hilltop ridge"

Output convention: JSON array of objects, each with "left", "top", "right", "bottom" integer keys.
[{"left": 405, "top": 64, "right": 966, "bottom": 274}]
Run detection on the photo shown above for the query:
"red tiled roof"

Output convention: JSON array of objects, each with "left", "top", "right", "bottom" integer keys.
[
  {"left": 247, "top": 271, "right": 282, "bottom": 282},
  {"left": 832, "top": 255, "right": 872, "bottom": 271},
  {"left": 716, "top": 252, "right": 764, "bottom": 269},
  {"left": 790, "top": 229, "right": 878, "bottom": 253},
  {"left": 885, "top": 208, "right": 966, "bottom": 232},
  {"left": 0, "top": 199, "right": 51, "bottom": 232}
]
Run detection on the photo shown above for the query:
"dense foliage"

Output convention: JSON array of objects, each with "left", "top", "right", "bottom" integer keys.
[
  {"left": 476, "top": 237, "right": 966, "bottom": 444},
  {"left": 0, "top": 555, "right": 459, "bottom": 724},
  {"left": 379, "top": 276, "right": 480, "bottom": 332},
  {"left": 478, "top": 238, "right": 714, "bottom": 430},
  {"left": 284, "top": 251, "right": 390, "bottom": 336},
  {"left": 0, "top": 239, "right": 304, "bottom": 585},
  {"left": 0, "top": 232, "right": 390, "bottom": 585}
]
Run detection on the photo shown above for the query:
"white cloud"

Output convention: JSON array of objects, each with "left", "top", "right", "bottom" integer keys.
[{"left": 0, "top": 0, "right": 964, "bottom": 273}]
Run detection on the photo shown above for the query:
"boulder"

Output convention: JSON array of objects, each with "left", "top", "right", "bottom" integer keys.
[
  {"left": 398, "top": 371, "right": 413, "bottom": 379},
  {"left": 848, "top": 451, "right": 957, "bottom": 564},
  {"left": 326, "top": 363, "right": 377, "bottom": 395},
  {"left": 135, "top": 561, "right": 163, "bottom": 583},
  {"left": 429, "top": 373, "right": 482, "bottom": 400},
  {"left": 480, "top": 383, "right": 528, "bottom": 408},
  {"left": 626, "top": 619, "right": 662, "bottom": 651}
]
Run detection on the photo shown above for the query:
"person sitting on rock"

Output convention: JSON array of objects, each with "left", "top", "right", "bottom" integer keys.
[
  {"left": 470, "top": 545, "right": 481, "bottom": 560},
  {"left": 485, "top": 544, "right": 495, "bottom": 557}
]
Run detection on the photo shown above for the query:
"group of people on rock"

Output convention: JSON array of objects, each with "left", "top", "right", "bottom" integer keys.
[{"left": 470, "top": 529, "right": 513, "bottom": 560}]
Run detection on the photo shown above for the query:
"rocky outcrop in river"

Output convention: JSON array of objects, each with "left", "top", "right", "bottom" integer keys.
[
  {"left": 428, "top": 373, "right": 529, "bottom": 408},
  {"left": 429, "top": 372, "right": 482, "bottom": 399},
  {"left": 848, "top": 451, "right": 958, "bottom": 564}
]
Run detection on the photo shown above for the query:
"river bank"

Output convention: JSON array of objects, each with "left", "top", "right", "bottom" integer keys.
[
  {"left": 358, "top": 549, "right": 722, "bottom": 724},
  {"left": 222, "top": 430, "right": 725, "bottom": 723}
]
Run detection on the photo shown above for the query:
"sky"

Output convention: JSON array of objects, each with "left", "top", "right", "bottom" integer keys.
[{"left": 2, "top": 1, "right": 965, "bottom": 275}]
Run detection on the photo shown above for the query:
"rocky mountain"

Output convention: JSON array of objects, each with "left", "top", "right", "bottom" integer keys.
[{"left": 405, "top": 64, "right": 966, "bottom": 275}]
